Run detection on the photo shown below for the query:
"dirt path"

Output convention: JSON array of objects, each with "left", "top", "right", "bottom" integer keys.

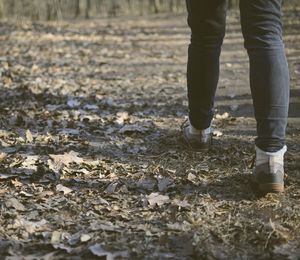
[{"left": 0, "top": 11, "right": 299, "bottom": 259}]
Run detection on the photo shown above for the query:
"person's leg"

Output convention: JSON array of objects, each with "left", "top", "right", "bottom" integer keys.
[
  {"left": 186, "top": 0, "right": 227, "bottom": 130},
  {"left": 240, "top": 0, "right": 290, "bottom": 153},
  {"left": 240, "top": 0, "right": 289, "bottom": 193}
]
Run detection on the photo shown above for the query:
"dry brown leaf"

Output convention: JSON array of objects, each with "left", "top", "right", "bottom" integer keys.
[
  {"left": 13, "top": 218, "right": 48, "bottom": 234},
  {"left": 115, "top": 111, "right": 129, "bottom": 125},
  {"left": 25, "top": 129, "right": 33, "bottom": 143},
  {"left": 119, "top": 124, "right": 148, "bottom": 134},
  {"left": 51, "top": 231, "right": 62, "bottom": 244},
  {"left": 5, "top": 198, "right": 25, "bottom": 211},
  {"left": 80, "top": 234, "right": 91, "bottom": 242},
  {"left": 11, "top": 179, "right": 23, "bottom": 187},
  {"left": 49, "top": 151, "right": 84, "bottom": 167},
  {"left": 147, "top": 192, "right": 170, "bottom": 207},
  {"left": 0, "top": 152, "right": 7, "bottom": 161},
  {"left": 56, "top": 184, "right": 73, "bottom": 195}
]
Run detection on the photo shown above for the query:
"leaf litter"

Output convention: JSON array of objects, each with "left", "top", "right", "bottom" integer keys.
[{"left": 0, "top": 12, "right": 299, "bottom": 260}]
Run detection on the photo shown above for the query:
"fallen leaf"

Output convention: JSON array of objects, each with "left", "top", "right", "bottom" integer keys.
[
  {"left": 89, "top": 244, "right": 128, "bottom": 260},
  {"left": 20, "top": 191, "right": 34, "bottom": 197},
  {"left": 213, "top": 130, "right": 223, "bottom": 137},
  {"left": 49, "top": 150, "right": 84, "bottom": 167},
  {"left": 52, "top": 244, "right": 74, "bottom": 253},
  {"left": 67, "top": 98, "right": 80, "bottom": 108},
  {"left": 59, "top": 128, "right": 80, "bottom": 135},
  {"left": 1, "top": 147, "right": 17, "bottom": 154},
  {"left": 157, "top": 177, "right": 174, "bottom": 192},
  {"left": 13, "top": 218, "right": 48, "bottom": 234},
  {"left": 20, "top": 155, "right": 39, "bottom": 174},
  {"left": 89, "top": 244, "right": 112, "bottom": 258},
  {"left": 5, "top": 198, "right": 25, "bottom": 211},
  {"left": 0, "top": 152, "right": 7, "bottom": 161},
  {"left": 25, "top": 129, "right": 33, "bottom": 143},
  {"left": 0, "top": 188, "right": 8, "bottom": 194},
  {"left": 147, "top": 192, "right": 170, "bottom": 207},
  {"left": 51, "top": 231, "right": 62, "bottom": 244},
  {"left": 0, "top": 174, "right": 18, "bottom": 180},
  {"left": 11, "top": 179, "right": 23, "bottom": 187},
  {"left": 105, "top": 182, "right": 118, "bottom": 193},
  {"left": 89, "top": 221, "right": 120, "bottom": 232},
  {"left": 84, "top": 104, "right": 99, "bottom": 110},
  {"left": 56, "top": 184, "right": 73, "bottom": 195},
  {"left": 173, "top": 199, "right": 191, "bottom": 209},
  {"left": 127, "top": 145, "right": 147, "bottom": 154},
  {"left": 119, "top": 124, "right": 148, "bottom": 134},
  {"left": 80, "top": 234, "right": 91, "bottom": 242},
  {"left": 216, "top": 112, "right": 230, "bottom": 120},
  {"left": 137, "top": 177, "right": 156, "bottom": 191},
  {"left": 115, "top": 111, "right": 129, "bottom": 125},
  {"left": 187, "top": 172, "right": 196, "bottom": 181}
]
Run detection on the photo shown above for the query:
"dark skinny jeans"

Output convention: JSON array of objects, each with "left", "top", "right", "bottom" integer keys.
[{"left": 186, "top": 0, "right": 290, "bottom": 152}]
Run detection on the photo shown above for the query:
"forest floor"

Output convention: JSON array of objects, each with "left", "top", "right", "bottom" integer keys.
[{"left": 0, "top": 11, "right": 300, "bottom": 260}]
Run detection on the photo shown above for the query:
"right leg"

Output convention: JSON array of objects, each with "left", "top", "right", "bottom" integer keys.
[
  {"left": 186, "top": 0, "right": 227, "bottom": 130},
  {"left": 240, "top": 0, "right": 289, "bottom": 193}
]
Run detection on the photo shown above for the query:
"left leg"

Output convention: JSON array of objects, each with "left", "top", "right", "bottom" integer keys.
[
  {"left": 183, "top": 0, "right": 227, "bottom": 150},
  {"left": 186, "top": 0, "right": 227, "bottom": 130}
]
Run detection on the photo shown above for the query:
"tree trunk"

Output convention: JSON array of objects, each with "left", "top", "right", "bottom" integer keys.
[
  {"left": 7, "top": 0, "right": 15, "bottom": 16},
  {"left": 74, "top": 0, "right": 80, "bottom": 18},
  {"left": 95, "top": 0, "right": 105, "bottom": 14},
  {"left": 85, "top": 0, "right": 91, "bottom": 19},
  {"left": 149, "top": 0, "right": 160, "bottom": 14},
  {"left": 46, "top": 1, "right": 51, "bottom": 20}
]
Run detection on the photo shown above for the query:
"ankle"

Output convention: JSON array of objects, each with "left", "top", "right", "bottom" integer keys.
[
  {"left": 255, "top": 145, "right": 287, "bottom": 166},
  {"left": 188, "top": 120, "right": 211, "bottom": 135}
]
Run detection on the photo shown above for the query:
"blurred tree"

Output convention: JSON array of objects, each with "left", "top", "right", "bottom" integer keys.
[
  {"left": 95, "top": 0, "right": 105, "bottom": 14},
  {"left": 0, "top": 0, "right": 298, "bottom": 20},
  {"left": 85, "top": 0, "right": 91, "bottom": 18},
  {"left": 108, "top": 0, "right": 120, "bottom": 17},
  {"left": 74, "top": 0, "right": 80, "bottom": 18},
  {"left": 6, "top": 0, "right": 15, "bottom": 16},
  {"left": 149, "top": 0, "right": 160, "bottom": 13}
]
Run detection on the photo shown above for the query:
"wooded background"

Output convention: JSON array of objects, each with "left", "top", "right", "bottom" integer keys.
[{"left": 0, "top": 0, "right": 299, "bottom": 20}]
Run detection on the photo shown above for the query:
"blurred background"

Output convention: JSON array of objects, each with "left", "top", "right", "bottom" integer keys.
[{"left": 0, "top": 0, "right": 299, "bottom": 20}]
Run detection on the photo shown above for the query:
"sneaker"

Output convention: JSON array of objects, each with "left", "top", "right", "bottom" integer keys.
[
  {"left": 181, "top": 119, "right": 212, "bottom": 151},
  {"left": 251, "top": 146, "right": 286, "bottom": 194}
]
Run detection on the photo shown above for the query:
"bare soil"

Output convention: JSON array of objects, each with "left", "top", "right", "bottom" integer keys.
[{"left": 0, "top": 11, "right": 300, "bottom": 260}]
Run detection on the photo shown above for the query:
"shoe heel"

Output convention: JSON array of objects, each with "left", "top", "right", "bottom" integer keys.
[{"left": 259, "top": 183, "right": 284, "bottom": 193}]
